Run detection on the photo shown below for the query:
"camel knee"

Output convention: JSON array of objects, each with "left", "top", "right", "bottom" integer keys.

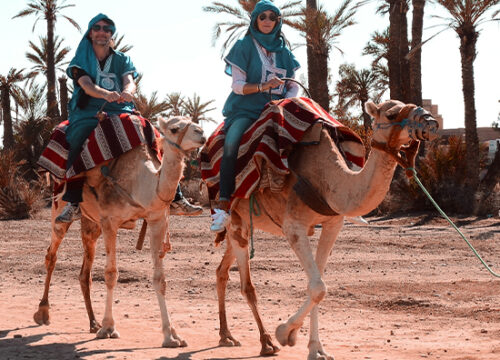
[
  {"left": 241, "top": 281, "right": 257, "bottom": 302},
  {"left": 309, "top": 280, "right": 326, "bottom": 303},
  {"left": 153, "top": 271, "right": 166, "bottom": 295},
  {"left": 104, "top": 268, "right": 118, "bottom": 289}
]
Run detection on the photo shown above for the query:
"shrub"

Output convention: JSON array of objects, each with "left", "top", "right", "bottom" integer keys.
[{"left": 0, "top": 150, "right": 46, "bottom": 220}]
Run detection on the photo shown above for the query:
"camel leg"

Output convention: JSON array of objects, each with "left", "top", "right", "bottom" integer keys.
[
  {"left": 216, "top": 238, "right": 241, "bottom": 347},
  {"left": 275, "top": 220, "right": 326, "bottom": 348},
  {"left": 96, "top": 218, "right": 120, "bottom": 339},
  {"left": 79, "top": 216, "right": 102, "bottom": 333},
  {"left": 34, "top": 201, "right": 72, "bottom": 326},
  {"left": 148, "top": 214, "right": 187, "bottom": 348},
  {"left": 307, "top": 218, "right": 343, "bottom": 360},
  {"left": 229, "top": 222, "right": 280, "bottom": 356}
]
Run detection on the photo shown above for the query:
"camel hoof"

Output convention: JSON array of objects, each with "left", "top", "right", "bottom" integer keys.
[
  {"left": 275, "top": 323, "right": 298, "bottom": 347},
  {"left": 33, "top": 306, "right": 50, "bottom": 326},
  {"left": 89, "top": 320, "right": 102, "bottom": 333},
  {"left": 308, "top": 351, "right": 334, "bottom": 360},
  {"left": 260, "top": 343, "right": 280, "bottom": 356},
  {"left": 162, "top": 338, "right": 187, "bottom": 348},
  {"left": 219, "top": 336, "right": 241, "bottom": 347},
  {"left": 96, "top": 327, "right": 120, "bottom": 339}
]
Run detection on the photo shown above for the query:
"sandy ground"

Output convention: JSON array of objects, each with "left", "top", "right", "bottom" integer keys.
[{"left": 1, "top": 208, "right": 499, "bottom": 360}]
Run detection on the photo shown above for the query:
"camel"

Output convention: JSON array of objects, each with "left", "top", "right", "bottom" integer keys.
[
  {"left": 33, "top": 115, "right": 206, "bottom": 347},
  {"left": 213, "top": 99, "right": 439, "bottom": 359}
]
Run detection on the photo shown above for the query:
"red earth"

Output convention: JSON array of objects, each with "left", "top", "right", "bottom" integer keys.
[{"left": 1, "top": 208, "right": 499, "bottom": 359}]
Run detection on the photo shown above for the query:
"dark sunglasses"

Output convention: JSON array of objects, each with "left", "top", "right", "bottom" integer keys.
[
  {"left": 258, "top": 12, "right": 279, "bottom": 22},
  {"left": 91, "top": 24, "right": 113, "bottom": 33}
]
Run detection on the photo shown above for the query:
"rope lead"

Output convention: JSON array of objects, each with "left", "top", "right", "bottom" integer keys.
[{"left": 408, "top": 167, "right": 500, "bottom": 278}]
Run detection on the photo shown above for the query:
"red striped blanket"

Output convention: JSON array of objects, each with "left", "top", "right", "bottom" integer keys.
[
  {"left": 38, "top": 113, "right": 161, "bottom": 179},
  {"left": 200, "top": 97, "right": 364, "bottom": 202}
]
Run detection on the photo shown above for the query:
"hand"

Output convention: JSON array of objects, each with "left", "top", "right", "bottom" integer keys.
[
  {"left": 105, "top": 91, "right": 121, "bottom": 103},
  {"left": 263, "top": 76, "right": 284, "bottom": 91},
  {"left": 118, "top": 90, "right": 134, "bottom": 103}
]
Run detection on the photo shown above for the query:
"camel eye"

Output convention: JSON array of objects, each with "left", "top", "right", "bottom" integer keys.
[
  {"left": 386, "top": 113, "right": 398, "bottom": 121},
  {"left": 170, "top": 127, "right": 179, "bottom": 134}
]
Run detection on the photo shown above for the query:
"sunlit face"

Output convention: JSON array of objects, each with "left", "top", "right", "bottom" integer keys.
[
  {"left": 256, "top": 10, "right": 279, "bottom": 34},
  {"left": 89, "top": 20, "right": 113, "bottom": 46}
]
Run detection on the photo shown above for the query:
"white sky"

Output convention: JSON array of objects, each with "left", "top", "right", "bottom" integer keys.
[{"left": 1, "top": 0, "right": 499, "bottom": 134}]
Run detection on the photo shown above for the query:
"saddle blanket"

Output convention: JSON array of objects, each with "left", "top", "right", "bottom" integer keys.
[
  {"left": 37, "top": 113, "right": 161, "bottom": 179},
  {"left": 200, "top": 97, "right": 364, "bottom": 202}
]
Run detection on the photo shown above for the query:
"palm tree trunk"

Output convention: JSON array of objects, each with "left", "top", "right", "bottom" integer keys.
[
  {"left": 388, "top": 0, "right": 403, "bottom": 101},
  {"left": 409, "top": 0, "right": 425, "bottom": 106},
  {"left": 46, "top": 15, "right": 60, "bottom": 119},
  {"left": 59, "top": 76, "right": 69, "bottom": 120},
  {"left": 306, "top": 0, "right": 330, "bottom": 111},
  {"left": 458, "top": 26, "right": 480, "bottom": 203},
  {"left": 399, "top": 1, "right": 410, "bottom": 103},
  {"left": 1, "top": 86, "right": 14, "bottom": 149}
]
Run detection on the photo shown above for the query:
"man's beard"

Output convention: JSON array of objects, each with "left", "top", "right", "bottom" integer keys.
[{"left": 93, "top": 38, "right": 110, "bottom": 47}]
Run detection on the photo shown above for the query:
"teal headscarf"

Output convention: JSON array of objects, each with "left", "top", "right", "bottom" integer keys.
[
  {"left": 66, "top": 13, "right": 116, "bottom": 81},
  {"left": 249, "top": 0, "right": 284, "bottom": 52}
]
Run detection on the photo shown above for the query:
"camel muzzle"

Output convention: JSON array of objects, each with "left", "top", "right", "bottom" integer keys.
[{"left": 407, "top": 107, "right": 439, "bottom": 142}]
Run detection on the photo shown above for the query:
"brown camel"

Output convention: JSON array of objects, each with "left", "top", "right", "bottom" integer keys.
[
  {"left": 213, "top": 100, "right": 439, "bottom": 358},
  {"left": 33, "top": 115, "right": 206, "bottom": 347}
]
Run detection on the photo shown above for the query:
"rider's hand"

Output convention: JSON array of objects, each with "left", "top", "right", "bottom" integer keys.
[
  {"left": 105, "top": 91, "right": 121, "bottom": 103},
  {"left": 118, "top": 91, "right": 134, "bottom": 103},
  {"left": 263, "top": 76, "right": 284, "bottom": 91}
]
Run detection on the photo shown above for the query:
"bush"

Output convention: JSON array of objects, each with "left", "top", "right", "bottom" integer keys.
[
  {"left": 378, "top": 136, "right": 491, "bottom": 215},
  {"left": 0, "top": 150, "right": 46, "bottom": 220}
]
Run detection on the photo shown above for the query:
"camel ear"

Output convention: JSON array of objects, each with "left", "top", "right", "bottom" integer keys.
[
  {"left": 365, "top": 100, "right": 379, "bottom": 118},
  {"left": 157, "top": 116, "right": 168, "bottom": 134}
]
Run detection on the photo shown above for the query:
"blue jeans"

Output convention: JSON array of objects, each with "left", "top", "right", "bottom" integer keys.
[{"left": 219, "top": 117, "right": 255, "bottom": 200}]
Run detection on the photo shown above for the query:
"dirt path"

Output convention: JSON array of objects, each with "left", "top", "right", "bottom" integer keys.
[{"left": 1, "top": 208, "right": 499, "bottom": 359}]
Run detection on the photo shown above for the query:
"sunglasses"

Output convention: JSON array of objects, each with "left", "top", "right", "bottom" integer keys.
[
  {"left": 258, "top": 12, "right": 279, "bottom": 22},
  {"left": 91, "top": 24, "right": 113, "bottom": 33}
]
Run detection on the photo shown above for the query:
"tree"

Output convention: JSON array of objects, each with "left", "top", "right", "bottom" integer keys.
[
  {"left": 409, "top": 0, "right": 426, "bottom": 105},
  {"left": 0, "top": 69, "right": 34, "bottom": 149},
  {"left": 334, "top": 63, "right": 387, "bottom": 133},
  {"left": 181, "top": 93, "right": 216, "bottom": 124},
  {"left": 386, "top": 0, "right": 410, "bottom": 102},
  {"left": 13, "top": 0, "right": 81, "bottom": 119},
  {"left": 435, "top": 0, "right": 500, "bottom": 202},
  {"left": 25, "top": 35, "right": 70, "bottom": 83},
  {"left": 362, "top": 28, "right": 390, "bottom": 66},
  {"left": 165, "top": 92, "right": 186, "bottom": 117},
  {"left": 203, "top": 0, "right": 301, "bottom": 57},
  {"left": 288, "top": 0, "right": 358, "bottom": 111},
  {"left": 134, "top": 91, "right": 172, "bottom": 120}
]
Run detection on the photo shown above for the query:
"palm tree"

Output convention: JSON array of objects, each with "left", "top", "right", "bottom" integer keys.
[
  {"left": 181, "top": 93, "right": 217, "bottom": 124},
  {"left": 25, "top": 35, "right": 71, "bottom": 83},
  {"left": 434, "top": 0, "right": 500, "bottom": 202},
  {"left": 288, "top": 0, "right": 358, "bottom": 111},
  {"left": 362, "top": 28, "right": 390, "bottom": 66},
  {"left": 13, "top": 83, "right": 53, "bottom": 180},
  {"left": 334, "top": 63, "right": 387, "bottom": 133},
  {"left": 0, "top": 69, "right": 34, "bottom": 149},
  {"left": 134, "top": 91, "right": 172, "bottom": 120},
  {"left": 203, "top": 0, "right": 301, "bottom": 57},
  {"left": 386, "top": 0, "right": 410, "bottom": 102},
  {"left": 13, "top": 0, "right": 81, "bottom": 119},
  {"left": 112, "top": 33, "right": 133, "bottom": 53},
  {"left": 165, "top": 92, "right": 186, "bottom": 117},
  {"left": 409, "top": 0, "right": 426, "bottom": 105}
]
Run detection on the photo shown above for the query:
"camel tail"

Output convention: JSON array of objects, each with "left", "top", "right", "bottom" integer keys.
[{"left": 214, "top": 230, "right": 226, "bottom": 247}]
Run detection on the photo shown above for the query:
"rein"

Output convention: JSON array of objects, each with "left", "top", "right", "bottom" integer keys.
[{"left": 165, "top": 123, "right": 192, "bottom": 157}]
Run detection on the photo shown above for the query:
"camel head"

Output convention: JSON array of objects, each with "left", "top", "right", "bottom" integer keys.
[
  {"left": 158, "top": 116, "right": 206, "bottom": 154},
  {"left": 365, "top": 99, "right": 439, "bottom": 147}
]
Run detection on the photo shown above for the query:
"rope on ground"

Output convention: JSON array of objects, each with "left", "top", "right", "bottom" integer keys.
[
  {"left": 249, "top": 193, "right": 261, "bottom": 259},
  {"left": 408, "top": 167, "right": 500, "bottom": 278}
]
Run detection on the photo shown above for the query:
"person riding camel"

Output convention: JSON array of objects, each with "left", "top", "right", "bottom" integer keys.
[{"left": 57, "top": 13, "right": 200, "bottom": 223}]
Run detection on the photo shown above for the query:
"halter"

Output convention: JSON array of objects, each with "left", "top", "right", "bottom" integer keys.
[
  {"left": 165, "top": 122, "right": 192, "bottom": 157},
  {"left": 371, "top": 104, "right": 421, "bottom": 178}
]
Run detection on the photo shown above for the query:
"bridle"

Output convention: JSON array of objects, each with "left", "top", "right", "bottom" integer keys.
[
  {"left": 164, "top": 123, "right": 192, "bottom": 157},
  {"left": 370, "top": 104, "right": 422, "bottom": 178}
]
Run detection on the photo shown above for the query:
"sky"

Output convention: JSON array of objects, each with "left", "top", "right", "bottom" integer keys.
[{"left": 1, "top": 0, "right": 500, "bottom": 135}]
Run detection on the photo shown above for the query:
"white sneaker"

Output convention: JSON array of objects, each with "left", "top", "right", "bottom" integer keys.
[
  {"left": 346, "top": 216, "right": 369, "bottom": 225},
  {"left": 210, "top": 209, "right": 230, "bottom": 233}
]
